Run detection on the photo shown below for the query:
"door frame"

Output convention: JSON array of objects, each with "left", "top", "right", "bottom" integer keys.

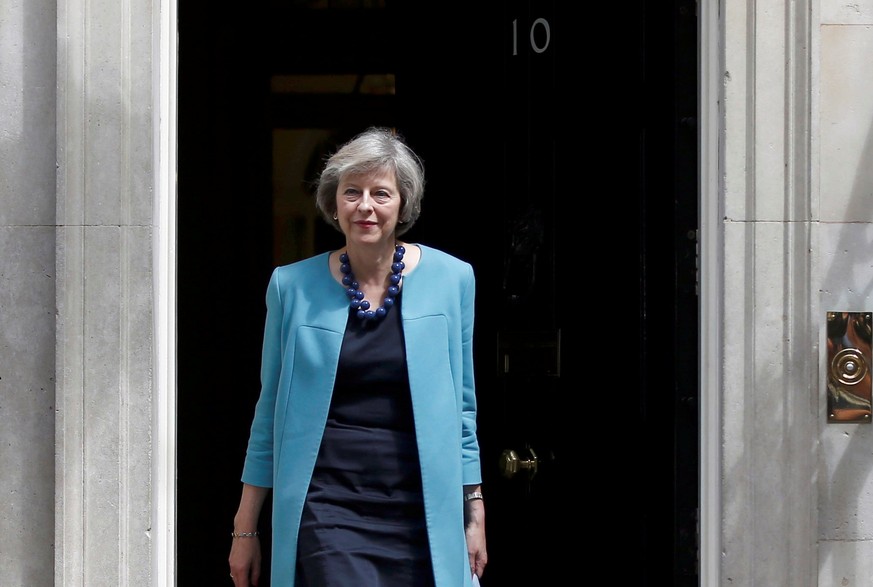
[
  {"left": 152, "top": 1, "right": 724, "bottom": 585},
  {"left": 154, "top": 0, "right": 178, "bottom": 585},
  {"left": 698, "top": 0, "right": 721, "bottom": 584}
]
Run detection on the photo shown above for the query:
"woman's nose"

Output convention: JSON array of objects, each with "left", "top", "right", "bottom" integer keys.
[{"left": 357, "top": 193, "right": 374, "bottom": 210}]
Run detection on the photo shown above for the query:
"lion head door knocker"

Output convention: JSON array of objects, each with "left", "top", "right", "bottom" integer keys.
[{"left": 827, "top": 311, "right": 873, "bottom": 423}]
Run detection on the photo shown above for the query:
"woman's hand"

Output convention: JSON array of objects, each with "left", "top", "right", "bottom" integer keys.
[
  {"left": 228, "top": 534, "right": 261, "bottom": 586},
  {"left": 464, "top": 492, "right": 488, "bottom": 579},
  {"left": 229, "top": 484, "right": 270, "bottom": 586}
]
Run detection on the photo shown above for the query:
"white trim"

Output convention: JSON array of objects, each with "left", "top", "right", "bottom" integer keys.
[
  {"left": 698, "top": 0, "right": 722, "bottom": 585},
  {"left": 154, "top": 0, "right": 178, "bottom": 584}
]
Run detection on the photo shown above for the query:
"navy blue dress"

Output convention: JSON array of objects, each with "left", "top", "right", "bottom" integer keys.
[{"left": 296, "top": 294, "right": 436, "bottom": 586}]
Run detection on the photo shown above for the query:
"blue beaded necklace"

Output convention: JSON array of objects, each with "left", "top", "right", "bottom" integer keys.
[{"left": 340, "top": 244, "right": 405, "bottom": 321}]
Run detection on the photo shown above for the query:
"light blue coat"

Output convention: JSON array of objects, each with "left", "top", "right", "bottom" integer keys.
[{"left": 241, "top": 244, "right": 482, "bottom": 587}]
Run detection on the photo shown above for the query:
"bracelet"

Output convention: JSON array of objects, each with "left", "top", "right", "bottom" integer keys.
[
  {"left": 464, "top": 491, "right": 484, "bottom": 502},
  {"left": 231, "top": 531, "right": 260, "bottom": 538}
]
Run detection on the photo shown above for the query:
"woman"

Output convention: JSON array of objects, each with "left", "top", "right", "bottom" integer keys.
[{"left": 228, "top": 127, "right": 487, "bottom": 586}]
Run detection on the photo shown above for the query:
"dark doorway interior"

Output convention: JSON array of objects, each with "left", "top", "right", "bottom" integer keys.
[{"left": 175, "top": 2, "right": 509, "bottom": 585}]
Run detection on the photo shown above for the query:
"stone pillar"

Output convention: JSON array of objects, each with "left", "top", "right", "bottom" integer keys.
[
  {"left": 55, "top": 0, "right": 157, "bottom": 584},
  {"left": 721, "top": 0, "right": 819, "bottom": 584},
  {"left": 0, "top": 1, "right": 58, "bottom": 585}
]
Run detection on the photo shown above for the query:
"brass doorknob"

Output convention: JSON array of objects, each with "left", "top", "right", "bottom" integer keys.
[{"left": 499, "top": 448, "right": 538, "bottom": 480}]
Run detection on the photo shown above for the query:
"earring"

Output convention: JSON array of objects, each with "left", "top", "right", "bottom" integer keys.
[{"left": 333, "top": 213, "right": 338, "bottom": 220}]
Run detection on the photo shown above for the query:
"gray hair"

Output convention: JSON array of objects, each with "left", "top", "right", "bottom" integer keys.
[{"left": 314, "top": 127, "right": 425, "bottom": 237}]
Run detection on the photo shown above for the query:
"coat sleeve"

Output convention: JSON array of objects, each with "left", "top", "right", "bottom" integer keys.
[
  {"left": 460, "top": 262, "right": 482, "bottom": 485},
  {"left": 241, "top": 267, "right": 284, "bottom": 488}
]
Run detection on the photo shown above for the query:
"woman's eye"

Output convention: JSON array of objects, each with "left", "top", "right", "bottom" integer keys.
[
  {"left": 343, "top": 189, "right": 361, "bottom": 199},
  {"left": 373, "top": 191, "right": 391, "bottom": 202}
]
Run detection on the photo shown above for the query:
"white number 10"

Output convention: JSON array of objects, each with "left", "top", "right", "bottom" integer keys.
[{"left": 512, "top": 18, "right": 551, "bottom": 56}]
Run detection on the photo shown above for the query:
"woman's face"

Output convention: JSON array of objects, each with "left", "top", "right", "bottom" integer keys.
[{"left": 335, "top": 168, "right": 402, "bottom": 246}]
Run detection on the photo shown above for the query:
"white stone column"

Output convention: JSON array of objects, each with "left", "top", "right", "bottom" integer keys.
[
  {"left": 56, "top": 0, "right": 157, "bottom": 584},
  {"left": 721, "top": 0, "right": 819, "bottom": 583},
  {"left": 0, "top": 1, "right": 58, "bottom": 585}
]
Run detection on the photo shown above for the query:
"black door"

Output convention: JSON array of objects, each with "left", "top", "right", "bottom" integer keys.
[
  {"left": 177, "top": 1, "right": 696, "bottom": 585},
  {"left": 639, "top": 1, "right": 700, "bottom": 585}
]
